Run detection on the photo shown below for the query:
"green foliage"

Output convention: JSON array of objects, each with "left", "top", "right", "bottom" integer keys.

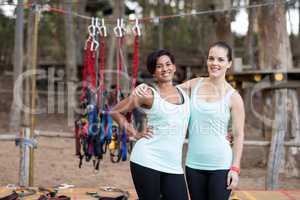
[
  {"left": 0, "top": 12, "right": 14, "bottom": 33},
  {"left": 0, "top": 12, "right": 15, "bottom": 65}
]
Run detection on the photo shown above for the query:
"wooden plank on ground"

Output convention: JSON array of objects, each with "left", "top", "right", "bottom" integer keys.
[
  {"left": 0, "top": 187, "right": 138, "bottom": 200},
  {"left": 232, "top": 191, "right": 300, "bottom": 200},
  {"left": 289, "top": 191, "right": 300, "bottom": 200},
  {"left": 1, "top": 188, "right": 300, "bottom": 200}
]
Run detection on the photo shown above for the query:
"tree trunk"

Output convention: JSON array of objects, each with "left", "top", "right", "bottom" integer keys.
[
  {"left": 107, "top": 0, "right": 124, "bottom": 89},
  {"left": 194, "top": 0, "right": 233, "bottom": 66},
  {"left": 9, "top": 0, "right": 24, "bottom": 132},
  {"left": 158, "top": 0, "right": 164, "bottom": 49},
  {"left": 257, "top": 0, "right": 293, "bottom": 70},
  {"left": 215, "top": 0, "right": 232, "bottom": 44},
  {"left": 64, "top": 0, "right": 77, "bottom": 82},
  {"left": 244, "top": 0, "right": 258, "bottom": 68},
  {"left": 297, "top": 3, "right": 300, "bottom": 68},
  {"left": 76, "top": 0, "right": 87, "bottom": 66}
]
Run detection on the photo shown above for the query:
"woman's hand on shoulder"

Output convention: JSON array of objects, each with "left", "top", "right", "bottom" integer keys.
[
  {"left": 132, "top": 83, "right": 153, "bottom": 99},
  {"left": 131, "top": 83, "right": 153, "bottom": 108},
  {"left": 178, "top": 77, "right": 202, "bottom": 90}
]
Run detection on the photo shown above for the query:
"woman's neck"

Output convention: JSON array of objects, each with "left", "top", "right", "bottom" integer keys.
[
  {"left": 207, "top": 76, "right": 228, "bottom": 97},
  {"left": 157, "top": 81, "right": 174, "bottom": 90},
  {"left": 208, "top": 76, "right": 226, "bottom": 88}
]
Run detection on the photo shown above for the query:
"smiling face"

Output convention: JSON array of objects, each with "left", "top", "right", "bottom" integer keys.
[
  {"left": 207, "top": 46, "right": 232, "bottom": 79},
  {"left": 153, "top": 55, "right": 176, "bottom": 83}
]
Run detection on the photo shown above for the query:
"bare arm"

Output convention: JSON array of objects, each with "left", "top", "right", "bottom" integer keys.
[
  {"left": 231, "top": 92, "right": 245, "bottom": 168},
  {"left": 111, "top": 90, "right": 153, "bottom": 138},
  {"left": 177, "top": 77, "right": 202, "bottom": 91},
  {"left": 227, "top": 91, "right": 245, "bottom": 189}
]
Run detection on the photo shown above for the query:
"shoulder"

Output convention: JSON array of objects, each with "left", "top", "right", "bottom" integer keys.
[
  {"left": 179, "top": 87, "right": 189, "bottom": 95},
  {"left": 230, "top": 91, "right": 244, "bottom": 109},
  {"left": 131, "top": 85, "right": 154, "bottom": 108},
  {"left": 190, "top": 77, "right": 204, "bottom": 87},
  {"left": 176, "top": 86, "right": 190, "bottom": 99},
  {"left": 178, "top": 77, "right": 203, "bottom": 90}
]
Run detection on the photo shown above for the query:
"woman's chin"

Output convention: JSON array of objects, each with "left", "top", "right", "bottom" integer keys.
[{"left": 209, "top": 72, "right": 222, "bottom": 78}]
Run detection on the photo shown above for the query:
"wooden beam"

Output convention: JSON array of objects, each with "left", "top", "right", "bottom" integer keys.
[
  {"left": 34, "top": 130, "right": 73, "bottom": 138},
  {"left": 244, "top": 140, "right": 300, "bottom": 147},
  {"left": 0, "top": 131, "right": 73, "bottom": 141},
  {"left": 2, "top": 133, "right": 300, "bottom": 147},
  {"left": 182, "top": 139, "right": 300, "bottom": 147},
  {"left": 0, "top": 134, "right": 16, "bottom": 141},
  {"left": 228, "top": 68, "right": 300, "bottom": 75}
]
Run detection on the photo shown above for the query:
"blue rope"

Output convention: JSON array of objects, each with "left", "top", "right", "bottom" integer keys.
[
  {"left": 121, "top": 128, "right": 127, "bottom": 161},
  {"left": 87, "top": 104, "right": 98, "bottom": 136},
  {"left": 106, "top": 107, "right": 113, "bottom": 144},
  {"left": 100, "top": 111, "right": 106, "bottom": 145}
]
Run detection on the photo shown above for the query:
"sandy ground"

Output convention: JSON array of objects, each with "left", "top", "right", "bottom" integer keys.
[{"left": 0, "top": 129, "right": 299, "bottom": 191}]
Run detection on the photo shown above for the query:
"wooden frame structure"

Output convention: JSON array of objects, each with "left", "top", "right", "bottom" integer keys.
[{"left": 226, "top": 69, "right": 300, "bottom": 190}]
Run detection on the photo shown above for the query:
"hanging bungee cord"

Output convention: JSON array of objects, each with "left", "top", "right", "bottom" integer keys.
[
  {"left": 114, "top": 18, "right": 128, "bottom": 162},
  {"left": 75, "top": 17, "right": 141, "bottom": 169},
  {"left": 75, "top": 17, "right": 101, "bottom": 170}
]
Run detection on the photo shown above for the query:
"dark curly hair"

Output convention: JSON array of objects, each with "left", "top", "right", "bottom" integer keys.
[{"left": 146, "top": 49, "right": 175, "bottom": 75}]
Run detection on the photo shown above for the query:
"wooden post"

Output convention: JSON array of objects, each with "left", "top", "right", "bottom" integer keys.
[
  {"left": 9, "top": 0, "right": 24, "bottom": 132},
  {"left": 283, "top": 89, "right": 300, "bottom": 177},
  {"left": 158, "top": 0, "right": 164, "bottom": 49},
  {"left": 19, "top": 127, "right": 31, "bottom": 186},
  {"left": 29, "top": 9, "right": 40, "bottom": 187},
  {"left": 64, "top": 0, "right": 77, "bottom": 82},
  {"left": 24, "top": 0, "right": 36, "bottom": 127},
  {"left": 266, "top": 89, "right": 288, "bottom": 190},
  {"left": 107, "top": 0, "right": 124, "bottom": 89},
  {"left": 289, "top": 89, "right": 300, "bottom": 142}
]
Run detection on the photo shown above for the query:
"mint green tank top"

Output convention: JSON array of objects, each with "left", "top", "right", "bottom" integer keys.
[
  {"left": 130, "top": 86, "right": 190, "bottom": 174},
  {"left": 186, "top": 79, "right": 235, "bottom": 170}
]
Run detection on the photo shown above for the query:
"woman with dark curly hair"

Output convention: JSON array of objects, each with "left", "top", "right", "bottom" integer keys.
[{"left": 111, "top": 49, "right": 190, "bottom": 200}]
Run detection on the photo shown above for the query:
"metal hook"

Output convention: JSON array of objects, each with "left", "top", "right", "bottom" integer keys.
[
  {"left": 94, "top": 17, "right": 101, "bottom": 35},
  {"left": 114, "top": 18, "right": 126, "bottom": 37},
  {"left": 88, "top": 17, "right": 97, "bottom": 37},
  {"left": 132, "top": 18, "right": 141, "bottom": 36},
  {"left": 85, "top": 17, "right": 99, "bottom": 51},
  {"left": 91, "top": 38, "right": 99, "bottom": 51},
  {"left": 99, "top": 18, "right": 107, "bottom": 37}
]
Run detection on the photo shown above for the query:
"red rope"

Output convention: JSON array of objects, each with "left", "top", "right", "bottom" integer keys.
[
  {"left": 116, "top": 37, "right": 124, "bottom": 103},
  {"left": 100, "top": 37, "right": 105, "bottom": 91},
  {"left": 279, "top": 190, "right": 297, "bottom": 200},
  {"left": 49, "top": 7, "right": 67, "bottom": 14},
  {"left": 87, "top": 48, "right": 96, "bottom": 90},
  {"left": 81, "top": 39, "right": 96, "bottom": 101},
  {"left": 97, "top": 35, "right": 106, "bottom": 109},
  {"left": 131, "top": 35, "right": 139, "bottom": 89}
]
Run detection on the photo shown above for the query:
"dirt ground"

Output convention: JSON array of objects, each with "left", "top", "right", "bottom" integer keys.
[
  {"left": 0, "top": 118, "right": 299, "bottom": 191},
  {"left": 0, "top": 74, "right": 299, "bottom": 197}
]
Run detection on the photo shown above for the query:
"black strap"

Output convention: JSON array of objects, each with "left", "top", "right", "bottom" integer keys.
[
  {"left": 0, "top": 192, "right": 18, "bottom": 200},
  {"left": 100, "top": 195, "right": 127, "bottom": 200}
]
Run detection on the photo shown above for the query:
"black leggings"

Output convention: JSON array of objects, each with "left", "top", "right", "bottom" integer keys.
[
  {"left": 130, "top": 162, "right": 188, "bottom": 200},
  {"left": 186, "top": 166, "right": 231, "bottom": 200}
]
